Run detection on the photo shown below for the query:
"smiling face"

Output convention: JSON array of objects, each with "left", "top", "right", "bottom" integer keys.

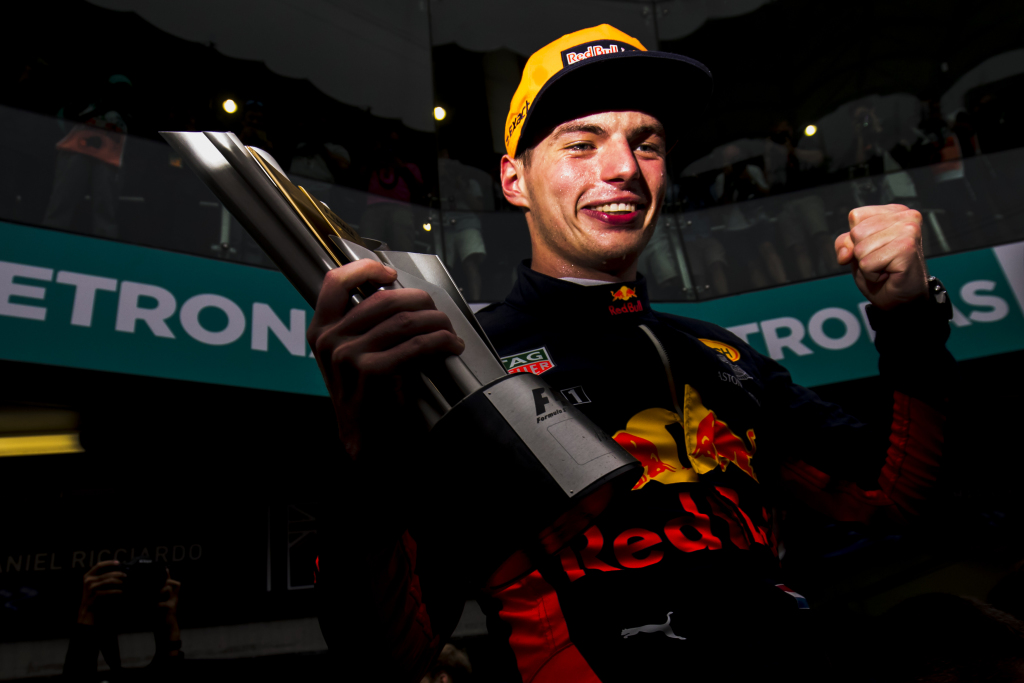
[{"left": 500, "top": 110, "right": 668, "bottom": 281}]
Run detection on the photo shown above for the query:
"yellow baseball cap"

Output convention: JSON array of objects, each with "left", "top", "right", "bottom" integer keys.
[{"left": 504, "top": 24, "right": 713, "bottom": 157}]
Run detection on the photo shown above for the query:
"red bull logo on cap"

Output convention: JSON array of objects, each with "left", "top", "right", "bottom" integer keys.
[
  {"left": 560, "top": 40, "right": 638, "bottom": 67},
  {"left": 612, "top": 385, "right": 757, "bottom": 489}
]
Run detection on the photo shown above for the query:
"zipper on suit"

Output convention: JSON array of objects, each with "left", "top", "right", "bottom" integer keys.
[{"left": 638, "top": 324, "right": 684, "bottom": 418}]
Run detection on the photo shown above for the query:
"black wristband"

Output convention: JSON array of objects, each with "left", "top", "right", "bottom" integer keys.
[
  {"left": 865, "top": 276, "right": 953, "bottom": 342},
  {"left": 864, "top": 277, "right": 955, "bottom": 406}
]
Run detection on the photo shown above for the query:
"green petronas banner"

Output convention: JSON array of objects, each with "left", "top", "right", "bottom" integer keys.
[
  {"left": 0, "top": 221, "right": 325, "bottom": 396},
  {"left": 2, "top": 221, "right": 1023, "bottom": 395},
  {"left": 657, "top": 240, "right": 1024, "bottom": 387}
]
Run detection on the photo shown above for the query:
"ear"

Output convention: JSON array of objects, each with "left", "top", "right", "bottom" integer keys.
[{"left": 500, "top": 154, "right": 530, "bottom": 209}]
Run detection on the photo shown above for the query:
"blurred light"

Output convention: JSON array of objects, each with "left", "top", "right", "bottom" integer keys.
[
  {"left": 422, "top": 223, "right": 432, "bottom": 232},
  {"left": 433, "top": 106, "right": 447, "bottom": 121},
  {"left": 804, "top": 124, "right": 818, "bottom": 137},
  {"left": 222, "top": 99, "right": 238, "bottom": 114},
  {"left": 0, "top": 432, "right": 83, "bottom": 457}
]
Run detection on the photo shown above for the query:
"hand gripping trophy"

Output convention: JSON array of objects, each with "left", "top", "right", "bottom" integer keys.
[{"left": 163, "top": 131, "right": 641, "bottom": 604}]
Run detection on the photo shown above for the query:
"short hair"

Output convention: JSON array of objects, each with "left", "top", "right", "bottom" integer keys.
[{"left": 515, "top": 145, "right": 533, "bottom": 168}]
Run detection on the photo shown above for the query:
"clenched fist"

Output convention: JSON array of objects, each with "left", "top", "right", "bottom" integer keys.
[{"left": 835, "top": 204, "right": 929, "bottom": 310}]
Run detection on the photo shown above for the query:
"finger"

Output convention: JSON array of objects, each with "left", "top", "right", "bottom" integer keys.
[
  {"left": 835, "top": 232, "right": 855, "bottom": 265},
  {"left": 849, "top": 208, "right": 920, "bottom": 245},
  {"left": 86, "top": 573, "right": 126, "bottom": 588},
  {"left": 335, "top": 310, "right": 458, "bottom": 360},
  {"left": 166, "top": 579, "right": 181, "bottom": 587},
  {"left": 848, "top": 203, "right": 909, "bottom": 229},
  {"left": 330, "top": 288, "right": 438, "bottom": 337},
  {"left": 851, "top": 220, "right": 920, "bottom": 266},
  {"left": 856, "top": 234, "right": 919, "bottom": 282},
  {"left": 89, "top": 576, "right": 125, "bottom": 589},
  {"left": 355, "top": 330, "right": 467, "bottom": 376},
  {"left": 314, "top": 301, "right": 455, "bottom": 371},
  {"left": 95, "top": 589, "right": 123, "bottom": 596},
  {"left": 84, "top": 560, "right": 121, "bottom": 577},
  {"left": 312, "top": 259, "right": 399, "bottom": 327}
]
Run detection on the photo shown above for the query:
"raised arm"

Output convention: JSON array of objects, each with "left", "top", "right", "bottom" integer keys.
[{"left": 774, "top": 205, "right": 954, "bottom": 523}]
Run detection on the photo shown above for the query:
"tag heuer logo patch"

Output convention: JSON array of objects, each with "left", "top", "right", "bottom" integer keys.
[{"left": 501, "top": 347, "right": 555, "bottom": 376}]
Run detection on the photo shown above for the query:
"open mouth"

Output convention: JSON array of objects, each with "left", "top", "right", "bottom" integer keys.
[{"left": 581, "top": 201, "right": 645, "bottom": 226}]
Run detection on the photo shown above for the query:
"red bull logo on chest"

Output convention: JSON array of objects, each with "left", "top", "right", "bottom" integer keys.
[
  {"left": 611, "top": 286, "right": 637, "bottom": 301},
  {"left": 608, "top": 286, "right": 642, "bottom": 315},
  {"left": 612, "top": 385, "right": 757, "bottom": 489}
]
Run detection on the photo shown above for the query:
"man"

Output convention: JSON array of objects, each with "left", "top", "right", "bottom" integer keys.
[{"left": 311, "top": 25, "right": 953, "bottom": 682}]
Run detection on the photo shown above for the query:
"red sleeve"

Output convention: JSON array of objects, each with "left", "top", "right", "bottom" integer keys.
[
  {"left": 316, "top": 527, "right": 446, "bottom": 681},
  {"left": 781, "top": 391, "right": 945, "bottom": 524}
]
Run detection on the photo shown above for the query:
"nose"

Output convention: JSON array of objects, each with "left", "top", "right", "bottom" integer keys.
[{"left": 600, "top": 134, "right": 640, "bottom": 184}]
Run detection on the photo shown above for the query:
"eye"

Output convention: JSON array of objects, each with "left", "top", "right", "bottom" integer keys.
[
  {"left": 636, "top": 142, "right": 661, "bottom": 154},
  {"left": 566, "top": 141, "right": 595, "bottom": 152}
]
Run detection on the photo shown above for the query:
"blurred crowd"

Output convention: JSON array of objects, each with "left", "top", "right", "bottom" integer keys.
[
  {"left": 2, "top": 56, "right": 1023, "bottom": 305},
  {"left": 644, "top": 91, "right": 1024, "bottom": 299}
]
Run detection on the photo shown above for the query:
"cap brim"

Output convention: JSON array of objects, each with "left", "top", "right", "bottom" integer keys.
[{"left": 515, "top": 51, "right": 713, "bottom": 157}]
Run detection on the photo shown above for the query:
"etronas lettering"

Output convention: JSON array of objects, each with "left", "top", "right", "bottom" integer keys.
[{"left": 501, "top": 347, "right": 555, "bottom": 376}]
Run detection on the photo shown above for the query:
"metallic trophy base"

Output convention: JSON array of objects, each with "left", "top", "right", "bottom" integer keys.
[{"left": 413, "top": 373, "right": 641, "bottom": 601}]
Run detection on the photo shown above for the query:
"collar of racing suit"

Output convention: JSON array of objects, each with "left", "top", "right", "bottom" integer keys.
[{"left": 505, "top": 261, "right": 658, "bottom": 326}]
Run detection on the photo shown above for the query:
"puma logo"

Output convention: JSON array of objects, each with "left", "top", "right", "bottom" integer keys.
[{"left": 620, "top": 612, "right": 686, "bottom": 640}]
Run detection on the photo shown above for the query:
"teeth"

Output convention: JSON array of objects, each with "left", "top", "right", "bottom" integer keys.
[{"left": 593, "top": 202, "right": 637, "bottom": 213}]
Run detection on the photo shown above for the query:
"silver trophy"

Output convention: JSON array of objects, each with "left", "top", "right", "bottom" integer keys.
[{"left": 163, "top": 131, "right": 640, "bottom": 596}]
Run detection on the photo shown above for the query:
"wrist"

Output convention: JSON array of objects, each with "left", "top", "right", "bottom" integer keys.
[
  {"left": 157, "top": 617, "right": 180, "bottom": 641},
  {"left": 867, "top": 277, "right": 952, "bottom": 337}
]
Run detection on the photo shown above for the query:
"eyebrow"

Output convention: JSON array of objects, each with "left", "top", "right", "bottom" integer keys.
[
  {"left": 552, "top": 122, "right": 606, "bottom": 138},
  {"left": 551, "top": 121, "right": 665, "bottom": 141}
]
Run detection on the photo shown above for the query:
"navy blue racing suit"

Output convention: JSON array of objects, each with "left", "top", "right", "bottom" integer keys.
[{"left": 316, "top": 262, "right": 952, "bottom": 682}]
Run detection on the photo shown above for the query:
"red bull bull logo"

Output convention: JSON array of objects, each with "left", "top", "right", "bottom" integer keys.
[
  {"left": 613, "top": 408, "right": 698, "bottom": 489},
  {"left": 608, "top": 286, "right": 643, "bottom": 315},
  {"left": 611, "top": 286, "right": 637, "bottom": 301},
  {"left": 612, "top": 385, "right": 757, "bottom": 489}
]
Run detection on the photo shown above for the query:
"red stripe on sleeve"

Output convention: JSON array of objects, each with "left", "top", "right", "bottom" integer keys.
[
  {"left": 781, "top": 392, "right": 945, "bottom": 523},
  {"left": 492, "top": 570, "right": 602, "bottom": 682}
]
